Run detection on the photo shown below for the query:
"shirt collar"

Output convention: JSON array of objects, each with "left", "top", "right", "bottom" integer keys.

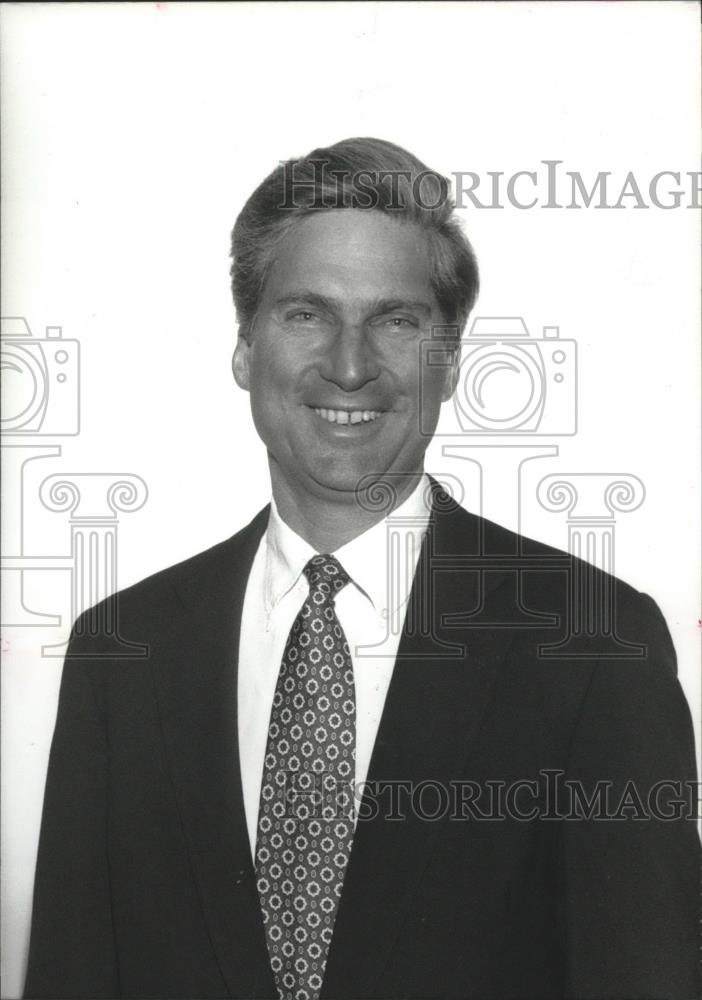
[
  {"left": 263, "top": 474, "right": 432, "bottom": 618},
  {"left": 263, "top": 501, "right": 316, "bottom": 617}
]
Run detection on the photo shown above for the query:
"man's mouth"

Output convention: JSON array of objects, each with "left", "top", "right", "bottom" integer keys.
[{"left": 312, "top": 407, "right": 383, "bottom": 426}]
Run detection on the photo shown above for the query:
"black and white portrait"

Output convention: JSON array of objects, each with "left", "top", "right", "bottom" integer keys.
[{"left": 1, "top": 4, "right": 700, "bottom": 999}]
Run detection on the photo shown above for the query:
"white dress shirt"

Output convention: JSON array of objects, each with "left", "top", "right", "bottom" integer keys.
[{"left": 237, "top": 474, "right": 432, "bottom": 858}]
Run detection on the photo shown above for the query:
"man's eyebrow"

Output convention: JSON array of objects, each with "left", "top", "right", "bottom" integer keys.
[
  {"left": 274, "top": 291, "right": 433, "bottom": 316},
  {"left": 372, "top": 298, "right": 433, "bottom": 317},
  {"left": 274, "top": 291, "right": 340, "bottom": 312}
]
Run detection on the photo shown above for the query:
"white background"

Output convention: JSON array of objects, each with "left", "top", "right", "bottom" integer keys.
[{"left": 1, "top": 3, "right": 700, "bottom": 996}]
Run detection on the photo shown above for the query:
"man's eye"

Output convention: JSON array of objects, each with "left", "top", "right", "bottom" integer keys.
[
  {"left": 386, "top": 316, "right": 417, "bottom": 329},
  {"left": 290, "top": 310, "right": 318, "bottom": 322}
]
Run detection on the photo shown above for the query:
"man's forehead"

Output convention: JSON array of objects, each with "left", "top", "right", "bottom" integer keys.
[{"left": 261, "top": 210, "right": 435, "bottom": 304}]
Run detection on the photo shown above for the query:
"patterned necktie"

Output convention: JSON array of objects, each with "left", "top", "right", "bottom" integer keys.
[{"left": 256, "top": 554, "right": 356, "bottom": 1000}]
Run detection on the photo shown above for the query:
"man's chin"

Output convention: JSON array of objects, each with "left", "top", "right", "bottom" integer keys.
[
  {"left": 301, "top": 462, "right": 423, "bottom": 512},
  {"left": 304, "top": 467, "right": 374, "bottom": 501}
]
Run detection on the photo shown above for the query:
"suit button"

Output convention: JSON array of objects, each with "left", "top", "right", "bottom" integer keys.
[{"left": 235, "top": 869, "right": 248, "bottom": 885}]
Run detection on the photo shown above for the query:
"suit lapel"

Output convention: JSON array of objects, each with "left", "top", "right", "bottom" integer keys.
[
  {"left": 152, "top": 507, "right": 278, "bottom": 999},
  {"left": 322, "top": 486, "right": 517, "bottom": 997}
]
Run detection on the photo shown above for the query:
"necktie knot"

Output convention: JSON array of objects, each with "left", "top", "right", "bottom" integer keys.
[{"left": 303, "top": 554, "right": 350, "bottom": 602}]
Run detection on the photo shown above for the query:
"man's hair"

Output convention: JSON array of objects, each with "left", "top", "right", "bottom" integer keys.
[{"left": 230, "top": 137, "right": 479, "bottom": 337}]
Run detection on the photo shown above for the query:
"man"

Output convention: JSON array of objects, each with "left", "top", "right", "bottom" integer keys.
[{"left": 25, "top": 138, "right": 700, "bottom": 999}]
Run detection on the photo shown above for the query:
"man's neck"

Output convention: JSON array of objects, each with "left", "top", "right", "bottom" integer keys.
[{"left": 269, "top": 468, "right": 425, "bottom": 553}]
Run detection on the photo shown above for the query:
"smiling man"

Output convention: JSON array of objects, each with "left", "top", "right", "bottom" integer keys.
[
  {"left": 25, "top": 139, "right": 699, "bottom": 1000},
  {"left": 231, "top": 207, "right": 457, "bottom": 550}
]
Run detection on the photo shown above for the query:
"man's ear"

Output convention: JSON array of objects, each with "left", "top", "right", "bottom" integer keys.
[
  {"left": 441, "top": 340, "right": 461, "bottom": 402},
  {"left": 232, "top": 330, "right": 251, "bottom": 391}
]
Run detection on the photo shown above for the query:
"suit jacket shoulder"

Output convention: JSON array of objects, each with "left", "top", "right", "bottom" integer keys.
[{"left": 68, "top": 504, "right": 270, "bottom": 657}]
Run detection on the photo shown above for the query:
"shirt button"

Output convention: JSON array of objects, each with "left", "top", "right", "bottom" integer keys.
[{"left": 381, "top": 608, "right": 389, "bottom": 620}]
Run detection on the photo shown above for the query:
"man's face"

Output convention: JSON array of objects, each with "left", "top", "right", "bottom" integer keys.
[{"left": 232, "top": 210, "right": 458, "bottom": 505}]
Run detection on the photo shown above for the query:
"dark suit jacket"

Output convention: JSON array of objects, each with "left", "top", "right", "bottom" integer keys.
[{"left": 24, "top": 484, "right": 700, "bottom": 999}]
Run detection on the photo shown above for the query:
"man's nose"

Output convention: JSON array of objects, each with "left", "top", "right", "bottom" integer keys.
[{"left": 320, "top": 321, "right": 380, "bottom": 391}]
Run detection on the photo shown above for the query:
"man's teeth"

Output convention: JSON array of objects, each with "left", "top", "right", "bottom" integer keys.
[{"left": 313, "top": 408, "right": 382, "bottom": 425}]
